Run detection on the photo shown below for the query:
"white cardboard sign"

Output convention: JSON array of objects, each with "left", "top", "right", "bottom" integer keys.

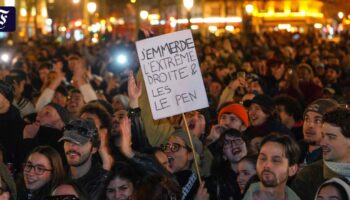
[{"left": 136, "top": 29, "right": 209, "bottom": 120}]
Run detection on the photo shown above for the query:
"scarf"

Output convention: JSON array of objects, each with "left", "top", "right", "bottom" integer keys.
[
  {"left": 181, "top": 170, "right": 197, "bottom": 200},
  {"left": 324, "top": 161, "right": 350, "bottom": 180}
]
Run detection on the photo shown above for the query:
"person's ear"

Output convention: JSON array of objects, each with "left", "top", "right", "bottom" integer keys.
[
  {"left": 92, "top": 146, "right": 98, "bottom": 154},
  {"left": 288, "top": 164, "right": 298, "bottom": 177}
]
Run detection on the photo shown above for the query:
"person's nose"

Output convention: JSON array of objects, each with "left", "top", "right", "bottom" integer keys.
[
  {"left": 263, "top": 160, "right": 272, "bottom": 170},
  {"left": 116, "top": 191, "right": 124, "bottom": 200}
]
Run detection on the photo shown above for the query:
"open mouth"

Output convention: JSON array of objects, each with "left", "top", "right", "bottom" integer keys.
[
  {"left": 322, "top": 146, "right": 331, "bottom": 154},
  {"left": 66, "top": 151, "right": 80, "bottom": 158},
  {"left": 232, "top": 148, "right": 242, "bottom": 155},
  {"left": 238, "top": 182, "right": 245, "bottom": 189},
  {"left": 25, "top": 176, "right": 37, "bottom": 184},
  {"left": 168, "top": 156, "right": 174, "bottom": 164},
  {"left": 188, "top": 120, "right": 195, "bottom": 130}
]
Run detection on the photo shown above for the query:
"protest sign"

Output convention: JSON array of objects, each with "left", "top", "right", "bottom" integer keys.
[{"left": 136, "top": 29, "right": 209, "bottom": 120}]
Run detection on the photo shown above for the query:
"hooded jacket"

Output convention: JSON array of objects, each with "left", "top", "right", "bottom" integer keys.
[{"left": 314, "top": 178, "right": 350, "bottom": 200}]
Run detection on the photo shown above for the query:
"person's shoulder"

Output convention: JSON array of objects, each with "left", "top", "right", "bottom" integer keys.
[
  {"left": 242, "top": 182, "right": 260, "bottom": 200},
  {"left": 286, "top": 185, "right": 301, "bottom": 200},
  {"left": 297, "top": 160, "right": 323, "bottom": 176},
  {"left": 303, "top": 160, "right": 323, "bottom": 170}
]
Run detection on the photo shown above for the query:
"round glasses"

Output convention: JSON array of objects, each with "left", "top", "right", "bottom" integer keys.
[
  {"left": 161, "top": 143, "right": 189, "bottom": 153},
  {"left": 23, "top": 162, "right": 52, "bottom": 175},
  {"left": 223, "top": 138, "right": 244, "bottom": 147}
]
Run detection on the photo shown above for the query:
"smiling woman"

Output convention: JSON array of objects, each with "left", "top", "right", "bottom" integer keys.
[{"left": 17, "top": 146, "right": 65, "bottom": 200}]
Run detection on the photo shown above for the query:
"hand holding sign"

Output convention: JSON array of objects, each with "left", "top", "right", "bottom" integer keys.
[
  {"left": 136, "top": 30, "right": 208, "bottom": 120},
  {"left": 136, "top": 30, "right": 209, "bottom": 184}
]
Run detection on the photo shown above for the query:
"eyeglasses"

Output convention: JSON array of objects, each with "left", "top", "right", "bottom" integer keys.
[
  {"left": 46, "top": 195, "right": 80, "bottom": 200},
  {"left": 161, "top": 143, "right": 189, "bottom": 153},
  {"left": 224, "top": 138, "right": 244, "bottom": 147},
  {"left": 23, "top": 162, "right": 52, "bottom": 175}
]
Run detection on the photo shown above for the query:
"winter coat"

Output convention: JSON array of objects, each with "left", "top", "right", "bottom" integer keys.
[
  {"left": 0, "top": 105, "right": 25, "bottom": 165},
  {"left": 291, "top": 160, "right": 347, "bottom": 200}
]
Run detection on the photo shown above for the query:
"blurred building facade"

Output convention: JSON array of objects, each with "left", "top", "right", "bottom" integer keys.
[{"left": 1, "top": 0, "right": 349, "bottom": 40}]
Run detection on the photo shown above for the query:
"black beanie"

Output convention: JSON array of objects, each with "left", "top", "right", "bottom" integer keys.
[
  {"left": 0, "top": 80, "right": 14, "bottom": 103},
  {"left": 47, "top": 103, "right": 71, "bottom": 125}
]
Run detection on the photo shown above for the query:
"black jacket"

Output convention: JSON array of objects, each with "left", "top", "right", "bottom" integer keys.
[
  {"left": 291, "top": 160, "right": 349, "bottom": 200},
  {"left": 298, "top": 140, "right": 322, "bottom": 165},
  {"left": 129, "top": 107, "right": 152, "bottom": 152},
  {"left": 0, "top": 105, "right": 25, "bottom": 165},
  {"left": 205, "top": 169, "right": 241, "bottom": 200},
  {"left": 72, "top": 162, "right": 111, "bottom": 200},
  {"left": 175, "top": 170, "right": 200, "bottom": 200}
]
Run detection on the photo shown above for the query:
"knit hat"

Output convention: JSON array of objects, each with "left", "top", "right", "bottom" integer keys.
[
  {"left": 297, "top": 63, "right": 314, "bottom": 76},
  {"left": 171, "top": 129, "right": 203, "bottom": 155},
  {"left": 218, "top": 104, "right": 249, "bottom": 127},
  {"left": 304, "top": 98, "right": 338, "bottom": 117},
  {"left": 112, "top": 94, "right": 129, "bottom": 110},
  {"left": 0, "top": 80, "right": 14, "bottom": 103},
  {"left": 46, "top": 103, "right": 71, "bottom": 125},
  {"left": 59, "top": 119, "right": 99, "bottom": 147},
  {"left": 0, "top": 163, "right": 17, "bottom": 200},
  {"left": 245, "top": 94, "right": 275, "bottom": 114}
]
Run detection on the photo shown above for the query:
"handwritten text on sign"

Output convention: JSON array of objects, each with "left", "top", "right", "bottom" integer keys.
[{"left": 136, "top": 30, "right": 209, "bottom": 120}]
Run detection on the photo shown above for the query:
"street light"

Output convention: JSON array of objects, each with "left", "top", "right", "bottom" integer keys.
[
  {"left": 140, "top": 10, "right": 149, "bottom": 21},
  {"left": 87, "top": 2, "right": 97, "bottom": 14},
  {"left": 338, "top": 12, "right": 344, "bottom": 20},
  {"left": 87, "top": 2, "right": 97, "bottom": 38},
  {"left": 183, "top": 0, "right": 193, "bottom": 29},
  {"left": 243, "top": 4, "right": 253, "bottom": 37},
  {"left": 183, "top": 0, "right": 193, "bottom": 10},
  {"left": 245, "top": 4, "right": 254, "bottom": 14}
]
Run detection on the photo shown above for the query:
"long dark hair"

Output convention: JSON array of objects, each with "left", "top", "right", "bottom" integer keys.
[
  {"left": 104, "top": 161, "right": 139, "bottom": 199},
  {"left": 133, "top": 175, "right": 181, "bottom": 200},
  {"left": 17, "top": 146, "right": 65, "bottom": 199}
]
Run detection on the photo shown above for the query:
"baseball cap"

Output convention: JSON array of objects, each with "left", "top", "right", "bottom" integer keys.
[
  {"left": 304, "top": 98, "right": 338, "bottom": 117},
  {"left": 59, "top": 119, "right": 99, "bottom": 147}
]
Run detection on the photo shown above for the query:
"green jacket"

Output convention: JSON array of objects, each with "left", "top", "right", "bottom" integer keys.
[
  {"left": 291, "top": 160, "right": 345, "bottom": 200},
  {"left": 138, "top": 71, "right": 174, "bottom": 146},
  {"left": 243, "top": 182, "right": 300, "bottom": 200}
]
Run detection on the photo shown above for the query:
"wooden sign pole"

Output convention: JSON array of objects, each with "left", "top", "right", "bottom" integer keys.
[{"left": 182, "top": 113, "right": 202, "bottom": 185}]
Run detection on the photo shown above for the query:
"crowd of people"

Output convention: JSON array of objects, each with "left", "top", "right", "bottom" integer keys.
[{"left": 0, "top": 29, "right": 350, "bottom": 200}]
